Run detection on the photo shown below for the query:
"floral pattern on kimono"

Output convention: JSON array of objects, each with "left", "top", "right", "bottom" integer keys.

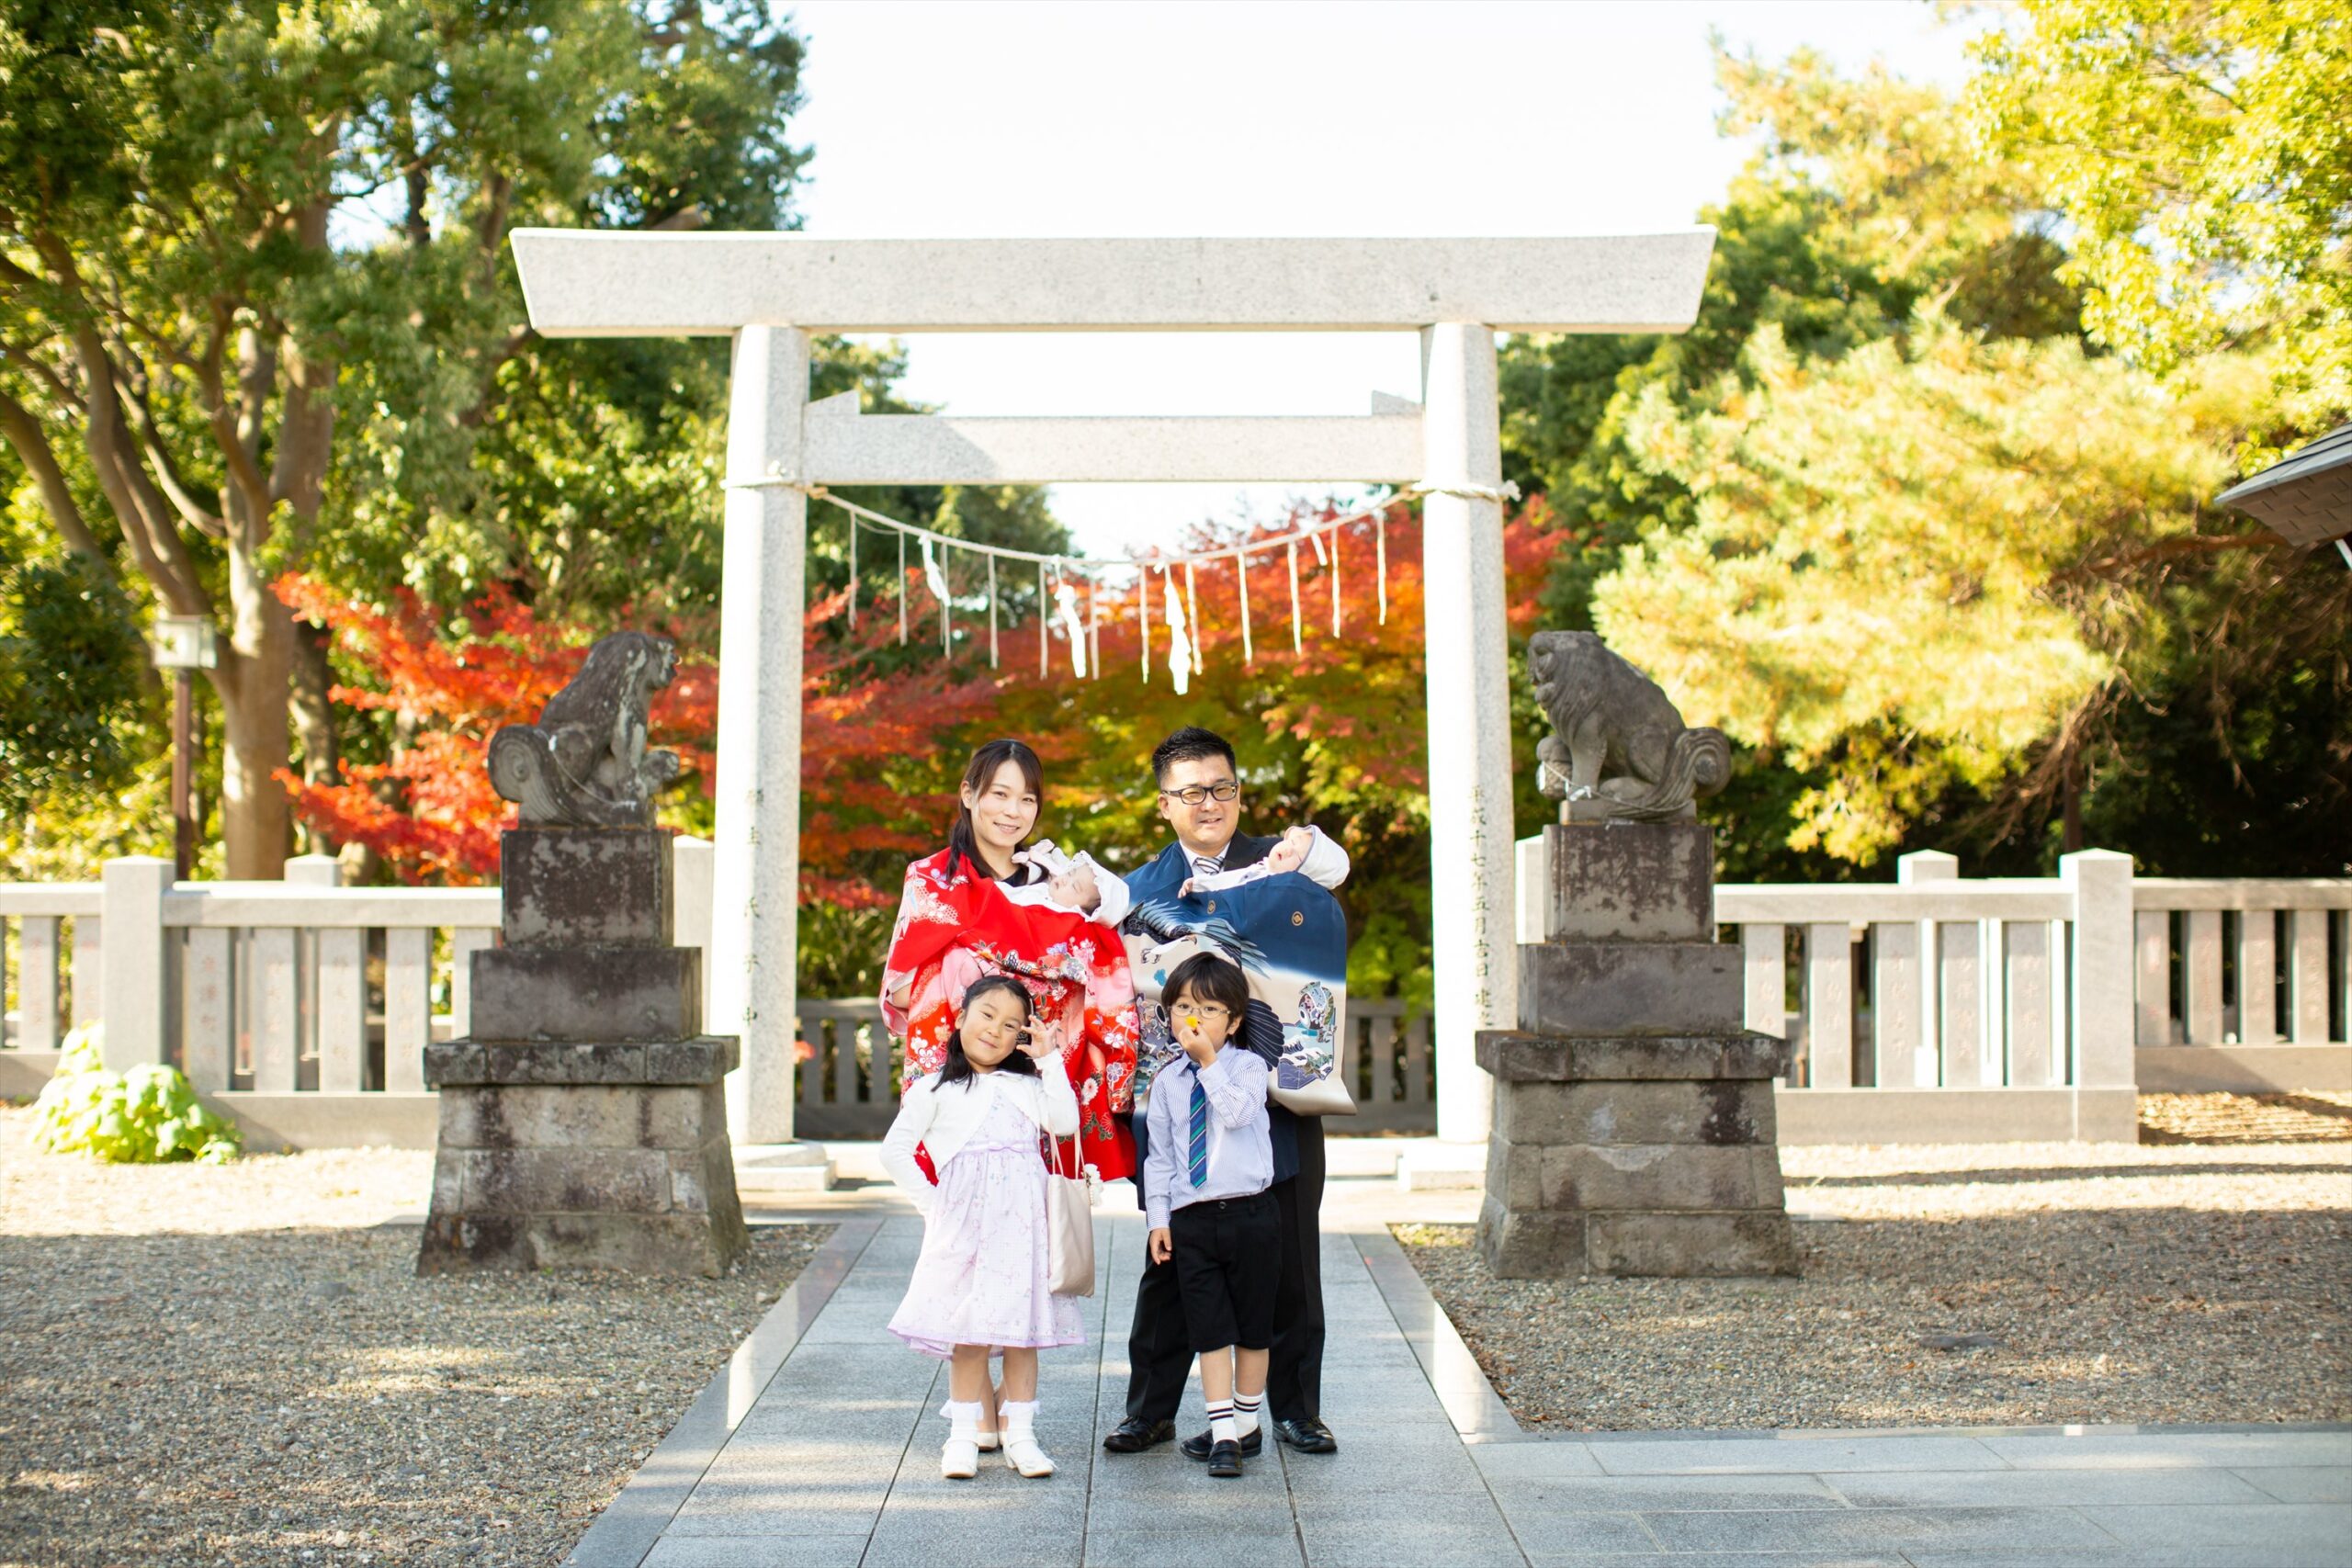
[{"left": 880, "top": 848, "right": 1139, "bottom": 1181}]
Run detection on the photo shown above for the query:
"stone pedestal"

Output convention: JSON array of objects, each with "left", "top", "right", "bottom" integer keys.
[
  {"left": 419, "top": 829, "right": 751, "bottom": 1277},
  {"left": 1477, "top": 823, "right": 1795, "bottom": 1279}
]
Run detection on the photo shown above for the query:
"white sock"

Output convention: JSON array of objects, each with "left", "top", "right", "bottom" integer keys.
[
  {"left": 943, "top": 1399, "right": 984, "bottom": 1444},
  {"left": 1207, "top": 1400, "right": 1236, "bottom": 1444},
  {"left": 1001, "top": 1398, "right": 1041, "bottom": 1442},
  {"left": 1234, "top": 1391, "right": 1262, "bottom": 1438}
]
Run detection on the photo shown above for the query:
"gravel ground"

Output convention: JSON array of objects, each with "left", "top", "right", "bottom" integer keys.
[
  {"left": 2142, "top": 1089, "right": 2352, "bottom": 1144},
  {"left": 0, "top": 1108, "right": 830, "bottom": 1567},
  {"left": 1402, "top": 1138, "right": 2352, "bottom": 1433}
]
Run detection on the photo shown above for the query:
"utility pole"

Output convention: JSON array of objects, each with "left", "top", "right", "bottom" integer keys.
[{"left": 152, "top": 615, "right": 217, "bottom": 879}]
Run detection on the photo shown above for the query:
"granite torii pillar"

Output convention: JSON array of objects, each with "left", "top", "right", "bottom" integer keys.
[{"left": 506, "top": 232, "right": 1716, "bottom": 1152}]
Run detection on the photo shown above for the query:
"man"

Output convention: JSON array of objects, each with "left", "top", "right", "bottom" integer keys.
[{"left": 1096, "top": 726, "right": 1345, "bottom": 1459}]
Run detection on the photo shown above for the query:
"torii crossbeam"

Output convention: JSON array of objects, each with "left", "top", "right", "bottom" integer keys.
[{"left": 510, "top": 231, "right": 1716, "bottom": 1152}]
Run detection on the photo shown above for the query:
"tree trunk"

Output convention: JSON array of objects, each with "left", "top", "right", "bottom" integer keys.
[
  {"left": 2061, "top": 743, "right": 2086, "bottom": 854},
  {"left": 289, "top": 615, "right": 340, "bottom": 854},
  {"left": 210, "top": 538, "right": 296, "bottom": 879}
]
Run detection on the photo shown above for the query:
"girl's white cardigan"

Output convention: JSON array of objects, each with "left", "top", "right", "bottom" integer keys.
[{"left": 878, "top": 1051, "right": 1080, "bottom": 1216}]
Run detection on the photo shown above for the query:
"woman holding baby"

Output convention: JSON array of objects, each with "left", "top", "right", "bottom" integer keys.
[{"left": 878, "top": 737, "right": 1141, "bottom": 1184}]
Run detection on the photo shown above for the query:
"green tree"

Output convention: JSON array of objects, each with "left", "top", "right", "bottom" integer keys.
[
  {"left": 0, "top": 2, "right": 808, "bottom": 876},
  {"left": 1499, "top": 44, "right": 2090, "bottom": 876},
  {"left": 1595, "top": 317, "right": 2345, "bottom": 865},
  {"left": 1967, "top": 0, "right": 2352, "bottom": 439},
  {"left": 1504, "top": 44, "right": 2082, "bottom": 635},
  {"left": 0, "top": 552, "right": 147, "bottom": 818}
]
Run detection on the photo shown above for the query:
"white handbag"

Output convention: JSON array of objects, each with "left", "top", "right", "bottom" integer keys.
[{"left": 1042, "top": 1133, "right": 1097, "bottom": 1297}]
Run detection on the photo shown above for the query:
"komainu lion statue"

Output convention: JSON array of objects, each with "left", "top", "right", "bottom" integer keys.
[
  {"left": 488, "top": 632, "right": 684, "bottom": 828},
  {"left": 1528, "top": 630, "right": 1730, "bottom": 824}
]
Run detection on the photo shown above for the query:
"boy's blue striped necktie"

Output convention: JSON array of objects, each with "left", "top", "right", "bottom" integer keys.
[{"left": 1187, "top": 1068, "right": 1209, "bottom": 1188}]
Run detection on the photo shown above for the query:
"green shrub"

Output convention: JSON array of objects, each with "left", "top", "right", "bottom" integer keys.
[{"left": 32, "top": 1024, "right": 243, "bottom": 1164}]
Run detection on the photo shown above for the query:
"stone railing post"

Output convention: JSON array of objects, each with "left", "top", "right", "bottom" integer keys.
[
  {"left": 1894, "top": 851, "right": 1958, "bottom": 1088},
  {"left": 2062, "top": 848, "right": 2136, "bottom": 1139},
  {"left": 285, "top": 853, "right": 341, "bottom": 887},
  {"left": 96, "top": 857, "right": 173, "bottom": 1071},
  {"left": 673, "top": 835, "right": 717, "bottom": 1025}
]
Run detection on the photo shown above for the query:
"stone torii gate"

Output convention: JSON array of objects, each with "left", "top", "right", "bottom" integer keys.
[{"left": 509, "top": 231, "right": 1714, "bottom": 1152}]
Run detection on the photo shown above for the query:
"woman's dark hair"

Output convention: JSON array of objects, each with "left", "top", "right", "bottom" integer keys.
[
  {"left": 946, "top": 738, "right": 1045, "bottom": 880},
  {"left": 938, "top": 975, "right": 1041, "bottom": 1089},
  {"left": 1163, "top": 952, "right": 1250, "bottom": 1028}
]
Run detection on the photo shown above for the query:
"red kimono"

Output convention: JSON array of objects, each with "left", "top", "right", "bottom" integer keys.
[{"left": 879, "top": 848, "right": 1139, "bottom": 1181}]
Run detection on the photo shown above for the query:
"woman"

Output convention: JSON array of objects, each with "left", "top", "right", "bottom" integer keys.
[{"left": 880, "top": 738, "right": 1139, "bottom": 1184}]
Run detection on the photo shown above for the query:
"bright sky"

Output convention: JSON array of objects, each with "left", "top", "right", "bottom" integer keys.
[{"left": 784, "top": 0, "right": 1978, "bottom": 557}]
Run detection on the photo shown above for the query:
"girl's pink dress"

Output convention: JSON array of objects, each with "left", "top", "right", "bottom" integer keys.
[{"left": 887, "top": 1081, "right": 1086, "bottom": 1361}]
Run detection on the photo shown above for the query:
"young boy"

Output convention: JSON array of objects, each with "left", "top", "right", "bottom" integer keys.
[{"left": 1141, "top": 952, "right": 1274, "bottom": 1479}]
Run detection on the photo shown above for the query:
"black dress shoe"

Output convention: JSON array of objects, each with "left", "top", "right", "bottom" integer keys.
[
  {"left": 1101, "top": 1417, "right": 1176, "bottom": 1453},
  {"left": 1206, "top": 1438, "right": 1244, "bottom": 1478},
  {"left": 1272, "top": 1416, "right": 1338, "bottom": 1453},
  {"left": 1181, "top": 1426, "right": 1263, "bottom": 1461}
]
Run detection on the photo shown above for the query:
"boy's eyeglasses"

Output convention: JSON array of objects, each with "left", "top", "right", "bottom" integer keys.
[
  {"left": 1174, "top": 1003, "right": 1233, "bottom": 1021},
  {"left": 1158, "top": 781, "right": 1240, "bottom": 806}
]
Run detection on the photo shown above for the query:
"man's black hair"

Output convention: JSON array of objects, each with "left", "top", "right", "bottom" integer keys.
[
  {"left": 1163, "top": 951, "right": 1250, "bottom": 1032},
  {"left": 1150, "top": 725, "right": 1238, "bottom": 784}
]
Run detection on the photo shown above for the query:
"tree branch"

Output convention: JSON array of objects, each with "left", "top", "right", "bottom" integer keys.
[
  {"left": 203, "top": 318, "right": 274, "bottom": 537},
  {"left": 1, "top": 340, "right": 85, "bottom": 413},
  {"left": 456, "top": 323, "right": 537, "bottom": 429},
  {"left": 2054, "top": 532, "right": 2285, "bottom": 582},
  {"left": 111, "top": 356, "right": 228, "bottom": 538},
  {"left": 269, "top": 201, "right": 336, "bottom": 522},
  {"left": 473, "top": 173, "right": 513, "bottom": 289},
  {"left": 26, "top": 230, "right": 209, "bottom": 615},
  {"left": 0, "top": 383, "right": 115, "bottom": 575}
]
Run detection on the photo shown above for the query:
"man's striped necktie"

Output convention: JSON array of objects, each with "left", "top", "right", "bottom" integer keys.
[{"left": 1186, "top": 1069, "right": 1209, "bottom": 1189}]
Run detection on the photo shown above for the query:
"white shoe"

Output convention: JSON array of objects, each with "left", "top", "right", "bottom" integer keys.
[
  {"left": 975, "top": 1430, "right": 1001, "bottom": 1451},
  {"left": 1004, "top": 1436, "right": 1055, "bottom": 1478},
  {"left": 942, "top": 1438, "right": 979, "bottom": 1480}
]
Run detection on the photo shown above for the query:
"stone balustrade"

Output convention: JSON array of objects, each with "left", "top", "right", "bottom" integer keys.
[{"left": 3, "top": 843, "right": 2346, "bottom": 1147}]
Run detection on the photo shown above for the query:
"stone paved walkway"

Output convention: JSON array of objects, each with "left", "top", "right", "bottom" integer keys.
[{"left": 565, "top": 1201, "right": 2352, "bottom": 1568}]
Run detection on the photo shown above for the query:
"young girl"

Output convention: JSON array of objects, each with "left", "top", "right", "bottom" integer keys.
[{"left": 881, "top": 976, "right": 1085, "bottom": 1480}]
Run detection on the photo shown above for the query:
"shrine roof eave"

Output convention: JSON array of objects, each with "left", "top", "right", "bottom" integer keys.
[
  {"left": 2217, "top": 423, "right": 2352, "bottom": 551},
  {"left": 510, "top": 231, "right": 1717, "bottom": 337}
]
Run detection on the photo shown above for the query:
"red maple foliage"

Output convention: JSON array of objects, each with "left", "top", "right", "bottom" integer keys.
[
  {"left": 273, "top": 572, "right": 1001, "bottom": 902},
  {"left": 980, "top": 497, "right": 1559, "bottom": 828},
  {"left": 275, "top": 497, "right": 1558, "bottom": 907}
]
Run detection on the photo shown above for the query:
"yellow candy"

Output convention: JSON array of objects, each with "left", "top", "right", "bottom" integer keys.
[{"left": 1182, "top": 1014, "right": 1202, "bottom": 1032}]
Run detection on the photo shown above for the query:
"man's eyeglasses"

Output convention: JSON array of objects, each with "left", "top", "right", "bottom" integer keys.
[{"left": 1159, "top": 781, "right": 1240, "bottom": 807}]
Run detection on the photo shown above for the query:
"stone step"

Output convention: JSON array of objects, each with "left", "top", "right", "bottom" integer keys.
[
  {"left": 1476, "top": 1029, "right": 1791, "bottom": 1083},
  {"left": 1523, "top": 820, "right": 1715, "bottom": 942},
  {"left": 735, "top": 1141, "right": 839, "bottom": 1193},
  {"left": 468, "top": 945, "right": 702, "bottom": 1042},
  {"left": 1518, "top": 940, "right": 1743, "bottom": 1035}
]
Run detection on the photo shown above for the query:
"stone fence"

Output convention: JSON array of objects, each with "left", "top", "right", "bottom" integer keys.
[
  {"left": 2, "top": 841, "right": 2345, "bottom": 1149},
  {"left": 1575, "top": 846, "right": 2346, "bottom": 1144}
]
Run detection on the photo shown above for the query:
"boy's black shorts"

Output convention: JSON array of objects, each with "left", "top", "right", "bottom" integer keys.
[{"left": 1168, "top": 1189, "right": 1279, "bottom": 1353}]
